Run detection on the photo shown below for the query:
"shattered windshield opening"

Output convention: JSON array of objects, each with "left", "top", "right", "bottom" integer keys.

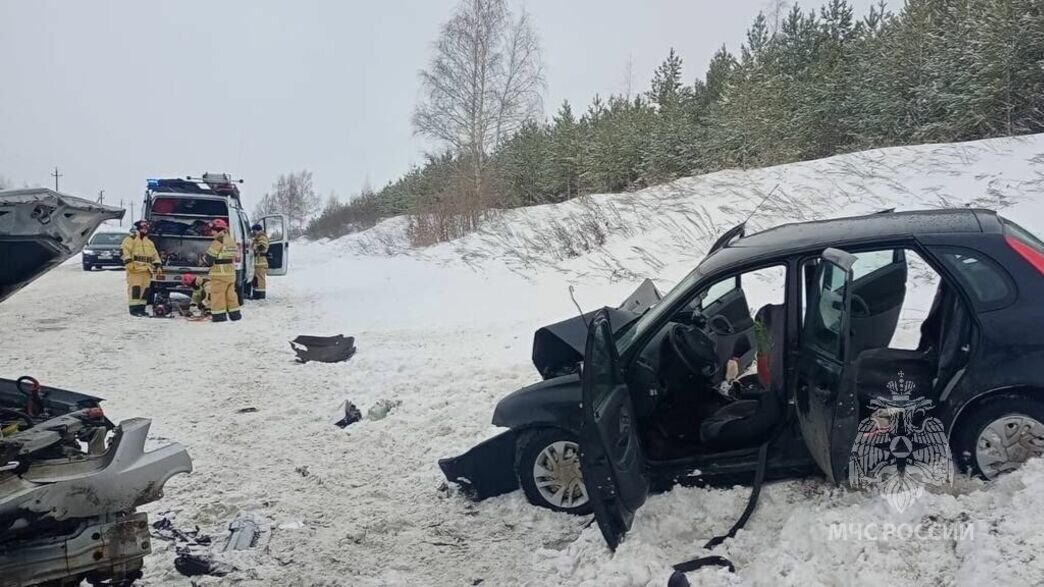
[{"left": 616, "top": 265, "right": 705, "bottom": 351}]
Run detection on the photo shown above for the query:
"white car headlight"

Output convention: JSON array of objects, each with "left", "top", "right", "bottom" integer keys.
[{"left": 83, "top": 249, "right": 96, "bottom": 255}]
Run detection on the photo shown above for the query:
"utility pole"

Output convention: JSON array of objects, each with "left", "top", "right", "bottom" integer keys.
[
  {"left": 119, "top": 199, "right": 124, "bottom": 226},
  {"left": 50, "top": 167, "right": 63, "bottom": 191},
  {"left": 97, "top": 190, "right": 105, "bottom": 204}
]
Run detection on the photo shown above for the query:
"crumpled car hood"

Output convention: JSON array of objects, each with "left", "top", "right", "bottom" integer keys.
[
  {"left": 531, "top": 278, "right": 662, "bottom": 379},
  {"left": 0, "top": 188, "right": 124, "bottom": 304}
]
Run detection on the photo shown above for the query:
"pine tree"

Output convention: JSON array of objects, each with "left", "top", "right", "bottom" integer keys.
[
  {"left": 971, "top": 0, "right": 1044, "bottom": 136},
  {"left": 547, "top": 101, "right": 582, "bottom": 201},
  {"left": 650, "top": 48, "right": 684, "bottom": 108}
]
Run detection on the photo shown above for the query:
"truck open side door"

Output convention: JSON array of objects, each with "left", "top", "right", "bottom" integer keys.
[{"left": 259, "top": 214, "right": 289, "bottom": 275}]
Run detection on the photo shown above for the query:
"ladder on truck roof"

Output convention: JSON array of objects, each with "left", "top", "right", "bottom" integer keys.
[{"left": 146, "top": 173, "right": 242, "bottom": 200}]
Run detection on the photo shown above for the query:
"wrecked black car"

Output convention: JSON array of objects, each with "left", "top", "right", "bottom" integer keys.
[
  {"left": 441, "top": 208, "right": 1044, "bottom": 549},
  {"left": 0, "top": 189, "right": 193, "bottom": 586}
]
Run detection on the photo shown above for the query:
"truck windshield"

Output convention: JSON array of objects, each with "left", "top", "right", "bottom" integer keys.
[{"left": 150, "top": 197, "right": 228, "bottom": 217}]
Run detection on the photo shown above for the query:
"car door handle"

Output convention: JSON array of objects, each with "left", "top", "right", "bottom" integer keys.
[
  {"left": 810, "top": 382, "right": 835, "bottom": 398},
  {"left": 805, "top": 384, "right": 835, "bottom": 400}
]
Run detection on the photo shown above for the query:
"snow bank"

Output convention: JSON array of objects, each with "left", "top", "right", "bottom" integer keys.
[
  {"left": 331, "top": 135, "right": 1044, "bottom": 286},
  {"left": 1, "top": 134, "right": 1042, "bottom": 586}
]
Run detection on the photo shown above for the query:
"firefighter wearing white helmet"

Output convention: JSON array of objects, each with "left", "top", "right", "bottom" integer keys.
[
  {"left": 203, "top": 218, "right": 241, "bottom": 322},
  {"left": 121, "top": 220, "right": 161, "bottom": 317}
]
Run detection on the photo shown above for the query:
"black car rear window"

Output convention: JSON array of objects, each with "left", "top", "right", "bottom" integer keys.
[{"left": 936, "top": 249, "right": 1014, "bottom": 307}]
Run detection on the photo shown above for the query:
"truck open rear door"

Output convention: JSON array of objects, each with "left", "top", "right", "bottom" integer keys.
[{"left": 260, "top": 214, "right": 289, "bottom": 275}]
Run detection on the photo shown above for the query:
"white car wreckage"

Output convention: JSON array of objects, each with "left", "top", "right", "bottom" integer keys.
[{"left": 0, "top": 189, "right": 192, "bottom": 587}]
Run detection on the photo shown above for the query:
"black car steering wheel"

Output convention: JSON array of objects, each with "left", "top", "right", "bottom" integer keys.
[{"left": 668, "top": 323, "right": 719, "bottom": 380}]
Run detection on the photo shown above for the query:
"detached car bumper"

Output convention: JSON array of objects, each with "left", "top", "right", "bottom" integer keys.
[
  {"left": 0, "top": 513, "right": 153, "bottom": 587},
  {"left": 438, "top": 430, "right": 519, "bottom": 501}
]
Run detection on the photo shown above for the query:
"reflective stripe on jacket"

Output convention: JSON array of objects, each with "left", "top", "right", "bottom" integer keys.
[
  {"left": 121, "top": 235, "right": 160, "bottom": 273},
  {"left": 205, "top": 231, "right": 238, "bottom": 277}
]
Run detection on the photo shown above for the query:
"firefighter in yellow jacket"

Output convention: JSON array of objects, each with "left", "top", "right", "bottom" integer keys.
[
  {"left": 121, "top": 220, "right": 161, "bottom": 317},
  {"left": 203, "top": 218, "right": 241, "bottom": 322},
  {"left": 250, "top": 224, "right": 269, "bottom": 300},
  {"left": 180, "top": 273, "right": 211, "bottom": 316}
]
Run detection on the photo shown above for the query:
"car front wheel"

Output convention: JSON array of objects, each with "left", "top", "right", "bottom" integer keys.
[
  {"left": 953, "top": 394, "right": 1044, "bottom": 479},
  {"left": 82, "top": 264, "right": 93, "bottom": 271},
  {"left": 516, "top": 428, "right": 591, "bottom": 515}
]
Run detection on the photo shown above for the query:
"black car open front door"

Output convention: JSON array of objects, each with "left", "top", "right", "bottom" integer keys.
[
  {"left": 796, "top": 248, "right": 859, "bottom": 483},
  {"left": 580, "top": 309, "right": 650, "bottom": 550}
]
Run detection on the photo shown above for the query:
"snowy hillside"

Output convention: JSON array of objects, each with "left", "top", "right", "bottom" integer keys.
[
  {"left": 329, "top": 134, "right": 1044, "bottom": 285},
  {"left": 2, "top": 135, "right": 1043, "bottom": 587}
]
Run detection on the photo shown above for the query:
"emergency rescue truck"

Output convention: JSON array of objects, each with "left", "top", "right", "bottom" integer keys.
[{"left": 142, "top": 173, "right": 288, "bottom": 309}]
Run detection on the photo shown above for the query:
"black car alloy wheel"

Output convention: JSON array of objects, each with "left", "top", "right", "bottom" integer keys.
[
  {"left": 516, "top": 428, "right": 591, "bottom": 514},
  {"left": 952, "top": 393, "right": 1044, "bottom": 479}
]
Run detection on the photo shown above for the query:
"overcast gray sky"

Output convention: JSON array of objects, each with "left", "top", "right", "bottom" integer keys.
[{"left": 0, "top": 0, "right": 899, "bottom": 215}]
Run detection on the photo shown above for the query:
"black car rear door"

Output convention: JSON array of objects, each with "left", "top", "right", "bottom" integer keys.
[
  {"left": 579, "top": 309, "right": 650, "bottom": 550},
  {"left": 796, "top": 248, "right": 859, "bottom": 483}
]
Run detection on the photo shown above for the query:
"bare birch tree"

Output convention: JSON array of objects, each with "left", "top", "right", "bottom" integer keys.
[
  {"left": 254, "top": 170, "right": 320, "bottom": 235},
  {"left": 413, "top": 0, "right": 544, "bottom": 201}
]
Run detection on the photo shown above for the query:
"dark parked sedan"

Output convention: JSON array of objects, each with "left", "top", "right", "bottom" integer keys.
[{"left": 81, "top": 231, "right": 126, "bottom": 270}]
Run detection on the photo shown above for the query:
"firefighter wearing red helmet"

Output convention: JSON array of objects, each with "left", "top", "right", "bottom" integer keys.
[
  {"left": 121, "top": 220, "right": 161, "bottom": 317},
  {"left": 180, "top": 273, "right": 211, "bottom": 316},
  {"left": 202, "top": 218, "right": 241, "bottom": 322}
]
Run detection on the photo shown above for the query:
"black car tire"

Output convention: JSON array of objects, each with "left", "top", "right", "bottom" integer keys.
[
  {"left": 515, "top": 428, "right": 592, "bottom": 515},
  {"left": 951, "top": 393, "right": 1044, "bottom": 479},
  {"left": 82, "top": 264, "right": 93, "bottom": 271}
]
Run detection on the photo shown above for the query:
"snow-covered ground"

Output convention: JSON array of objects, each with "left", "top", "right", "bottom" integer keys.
[{"left": 3, "top": 135, "right": 1044, "bottom": 586}]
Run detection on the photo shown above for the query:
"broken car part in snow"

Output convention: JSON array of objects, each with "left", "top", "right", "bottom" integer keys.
[
  {"left": 331, "top": 399, "right": 401, "bottom": 428},
  {"left": 0, "top": 409, "right": 192, "bottom": 587},
  {"left": 332, "top": 400, "right": 362, "bottom": 428},
  {"left": 291, "top": 334, "right": 357, "bottom": 364},
  {"left": 367, "top": 399, "right": 401, "bottom": 421},
  {"left": 156, "top": 512, "right": 272, "bottom": 578}
]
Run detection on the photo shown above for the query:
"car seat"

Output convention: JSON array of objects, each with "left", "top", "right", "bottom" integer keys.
[
  {"left": 699, "top": 304, "right": 785, "bottom": 449},
  {"left": 918, "top": 281, "right": 972, "bottom": 393}
]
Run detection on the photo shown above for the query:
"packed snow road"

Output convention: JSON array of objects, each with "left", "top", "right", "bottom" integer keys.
[{"left": 2, "top": 245, "right": 1042, "bottom": 587}]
